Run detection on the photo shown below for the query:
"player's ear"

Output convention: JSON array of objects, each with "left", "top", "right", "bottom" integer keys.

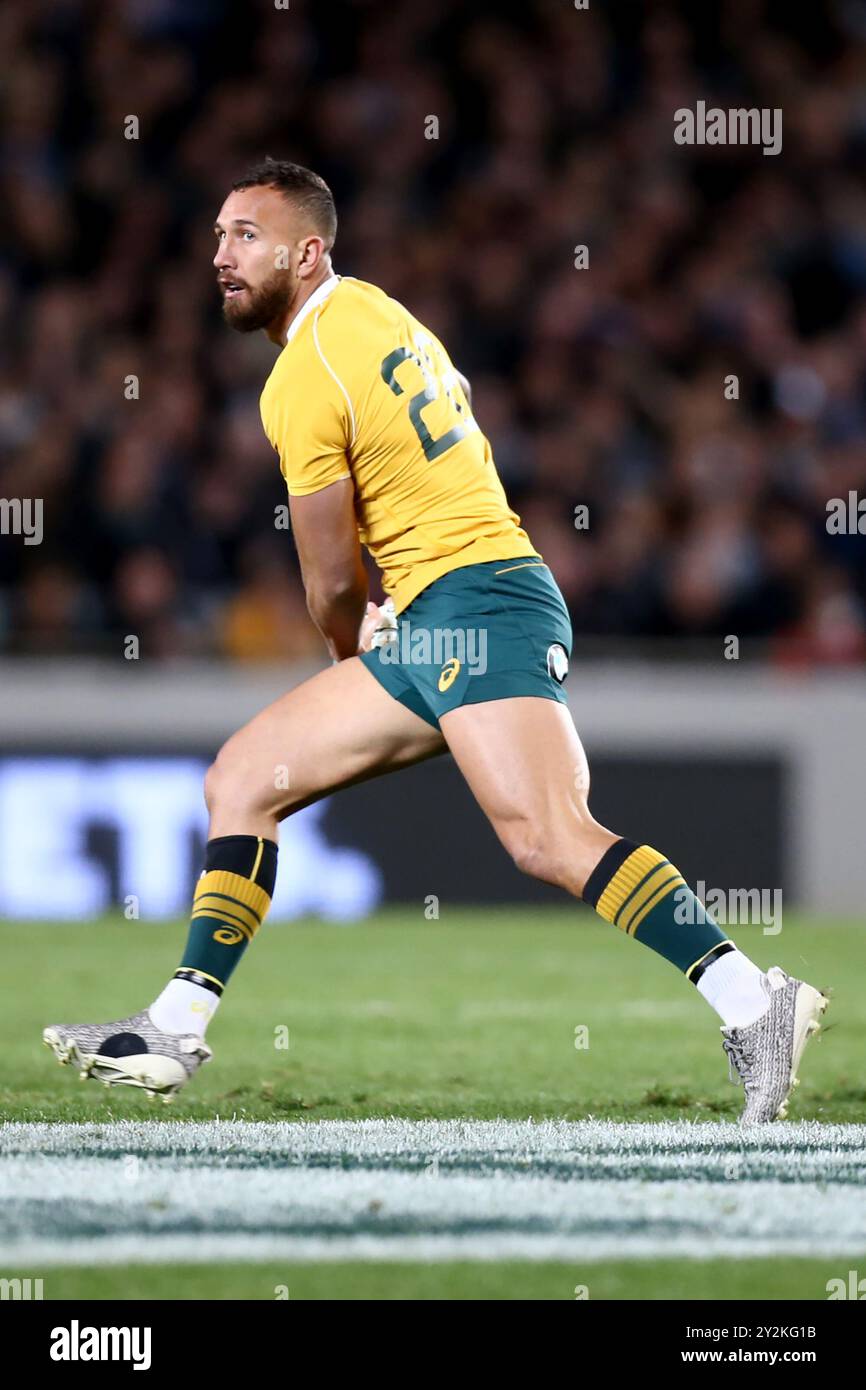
[{"left": 297, "top": 234, "right": 327, "bottom": 278}]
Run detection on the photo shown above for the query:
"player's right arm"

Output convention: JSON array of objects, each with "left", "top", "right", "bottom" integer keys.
[
  {"left": 289, "top": 479, "right": 368, "bottom": 661},
  {"left": 261, "top": 337, "right": 369, "bottom": 661}
]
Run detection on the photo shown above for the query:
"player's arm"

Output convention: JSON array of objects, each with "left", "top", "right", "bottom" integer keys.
[{"left": 289, "top": 479, "right": 368, "bottom": 662}]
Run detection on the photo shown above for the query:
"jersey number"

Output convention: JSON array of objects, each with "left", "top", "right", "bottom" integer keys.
[{"left": 380, "top": 337, "right": 475, "bottom": 462}]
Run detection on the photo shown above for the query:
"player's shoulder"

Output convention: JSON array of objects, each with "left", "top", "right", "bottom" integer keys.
[
  {"left": 259, "top": 281, "right": 343, "bottom": 419},
  {"left": 260, "top": 274, "right": 422, "bottom": 428},
  {"left": 321, "top": 276, "right": 453, "bottom": 398},
  {"left": 317, "top": 275, "right": 418, "bottom": 349}
]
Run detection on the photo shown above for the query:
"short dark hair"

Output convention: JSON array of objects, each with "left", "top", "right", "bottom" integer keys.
[{"left": 232, "top": 158, "right": 337, "bottom": 251}]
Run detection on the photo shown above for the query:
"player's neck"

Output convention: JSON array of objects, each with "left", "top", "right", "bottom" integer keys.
[{"left": 267, "top": 262, "right": 336, "bottom": 346}]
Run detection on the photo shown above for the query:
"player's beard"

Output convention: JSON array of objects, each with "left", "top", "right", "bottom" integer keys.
[{"left": 221, "top": 268, "right": 295, "bottom": 334}]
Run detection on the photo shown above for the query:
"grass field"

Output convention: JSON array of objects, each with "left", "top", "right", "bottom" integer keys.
[
  {"left": 3, "top": 1257, "right": 861, "bottom": 1301},
  {"left": 2, "top": 908, "right": 865, "bottom": 1299}
]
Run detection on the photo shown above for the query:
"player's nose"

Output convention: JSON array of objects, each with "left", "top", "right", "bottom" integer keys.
[{"left": 213, "top": 243, "right": 235, "bottom": 270}]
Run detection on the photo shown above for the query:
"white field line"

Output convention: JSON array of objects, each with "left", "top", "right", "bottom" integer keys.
[
  {"left": 2, "top": 1121, "right": 865, "bottom": 1265},
  {"left": 8, "top": 1229, "right": 866, "bottom": 1267},
  {"left": 4, "top": 1118, "right": 866, "bottom": 1161}
]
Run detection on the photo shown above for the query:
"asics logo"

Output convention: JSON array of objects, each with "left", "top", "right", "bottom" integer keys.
[
  {"left": 438, "top": 657, "right": 461, "bottom": 692},
  {"left": 213, "top": 926, "right": 245, "bottom": 945}
]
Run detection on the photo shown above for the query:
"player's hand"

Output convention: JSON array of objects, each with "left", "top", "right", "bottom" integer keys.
[{"left": 357, "top": 600, "right": 397, "bottom": 654}]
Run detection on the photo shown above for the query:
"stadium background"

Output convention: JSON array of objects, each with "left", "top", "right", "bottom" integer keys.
[
  {"left": 3, "top": 0, "right": 866, "bottom": 1312},
  {"left": 2, "top": 0, "right": 866, "bottom": 919}
]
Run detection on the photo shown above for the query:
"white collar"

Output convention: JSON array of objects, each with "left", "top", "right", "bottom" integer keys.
[{"left": 284, "top": 273, "right": 340, "bottom": 344}]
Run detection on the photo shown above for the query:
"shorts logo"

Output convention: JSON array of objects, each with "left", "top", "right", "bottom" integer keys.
[
  {"left": 546, "top": 643, "right": 568, "bottom": 684},
  {"left": 438, "top": 657, "right": 461, "bottom": 692}
]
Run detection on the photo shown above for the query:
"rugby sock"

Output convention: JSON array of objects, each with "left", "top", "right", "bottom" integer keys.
[
  {"left": 692, "top": 950, "right": 769, "bottom": 1028},
  {"left": 149, "top": 835, "right": 278, "bottom": 1037},
  {"left": 582, "top": 839, "right": 767, "bottom": 1024},
  {"left": 150, "top": 979, "right": 219, "bottom": 1039}
]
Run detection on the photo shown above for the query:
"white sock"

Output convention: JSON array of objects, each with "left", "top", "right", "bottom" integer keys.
[
  {"left": 149, "top": 980, "right": 219, "bottom": 1038},
  {"left": 696, "top": 950, "right": 768, "bottom": 1029}
]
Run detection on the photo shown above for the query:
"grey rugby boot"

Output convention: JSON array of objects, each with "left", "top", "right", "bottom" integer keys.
[
  {"left": 721, "top": 967, "right": 828, "bottom": 1124},
  {"left": 43, "top": 1010, "right": 212, "bottom": 1103}
]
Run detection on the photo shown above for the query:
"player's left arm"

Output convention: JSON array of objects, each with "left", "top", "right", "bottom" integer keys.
[{"left": 289, "top": 479, "right": 368, "bottom": 662}]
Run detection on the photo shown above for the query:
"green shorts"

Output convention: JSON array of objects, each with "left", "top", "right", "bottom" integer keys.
[{"left": 360, "top": 557, "right": 573, "bottom": 729}]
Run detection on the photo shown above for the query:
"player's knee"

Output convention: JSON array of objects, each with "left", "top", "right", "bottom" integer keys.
[
  {"left": 507, "top": 829, "right": 574, "bottom": 891},
  {"left": 203, "top": 751, "right": 230, "bottom": 815},
  {"left": 204, "top": 739, "right": 262, "bottom": 818},
  {"left": 506, "top": 820, "right": 616, "bottom": 897}
]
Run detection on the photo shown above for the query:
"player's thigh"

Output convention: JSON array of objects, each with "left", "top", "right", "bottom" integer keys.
[
  {"left": 440, "top": 696, "right": 616, "bottom": 891},
  {"left": 208, "top": 655, "right": 446, "bottom": 819}
]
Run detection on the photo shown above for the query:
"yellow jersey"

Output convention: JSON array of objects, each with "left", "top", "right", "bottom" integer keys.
[{"left": 259, "top": 274, "right": 536, "bottom": 613}]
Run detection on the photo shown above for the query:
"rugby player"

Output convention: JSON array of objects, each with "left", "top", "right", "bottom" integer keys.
[{"left": 43, "top": 160, "right": 828, "bottom": 1123}]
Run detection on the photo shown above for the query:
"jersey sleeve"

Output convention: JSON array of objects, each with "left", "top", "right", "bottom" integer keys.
[{"left": 262, "top": 361, "right": 352, "bottom": 497}]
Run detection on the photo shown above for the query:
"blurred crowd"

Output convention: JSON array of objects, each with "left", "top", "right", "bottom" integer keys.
[{"left": 2, "top": 0, "right": 866, "bottom": 664}]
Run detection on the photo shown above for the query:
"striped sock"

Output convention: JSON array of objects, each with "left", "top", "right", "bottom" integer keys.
[
  {"left": 582, "top": 838, "right": 733, "bottom": 978},
  {"left": 150, "top": 836, "right": 278, "bottom": 1035}
]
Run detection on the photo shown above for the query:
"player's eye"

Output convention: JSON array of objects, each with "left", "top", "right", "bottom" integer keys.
[{"left": 242, "top": 231, "right": 255, "bottom": 241}]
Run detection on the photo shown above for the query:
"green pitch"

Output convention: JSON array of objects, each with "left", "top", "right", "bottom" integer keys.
[
  {"left": 2, "top": 909, "right": 864, "bottom": 1299},
  {"left": 3, "top": 1258, "right": 858, "bottom": 1301},
  {"left": 4, "top": 908, "right": 861, "bottom": 1124}
]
